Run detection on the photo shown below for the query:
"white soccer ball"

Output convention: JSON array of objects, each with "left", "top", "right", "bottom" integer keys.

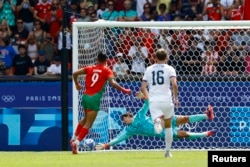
[{"left": 84, "top": 138, "right": 95, "bottom": 151}]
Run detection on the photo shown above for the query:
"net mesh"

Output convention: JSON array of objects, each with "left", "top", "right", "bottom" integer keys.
[{"left": 73, "top": 21, "right": 250, "bottom": 150}]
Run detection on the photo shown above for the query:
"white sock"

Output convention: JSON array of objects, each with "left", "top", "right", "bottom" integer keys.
[
  {"left": 71, "top": 135, "right": 77, "bottom": 140},
  {"left": 165, "top": 128, "right": 173, "bottom": 151},
  {"left": 74, "top": 140, "right": 80, "bottom": 146}
]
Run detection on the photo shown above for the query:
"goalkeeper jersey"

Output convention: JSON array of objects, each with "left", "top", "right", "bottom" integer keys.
[{"left": 109, "top": 99, "right": 166, "bottom": 146}]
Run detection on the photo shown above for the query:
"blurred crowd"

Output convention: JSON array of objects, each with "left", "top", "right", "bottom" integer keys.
[{"left": 0, "top": 0, "right": 249, "bottom": 77}]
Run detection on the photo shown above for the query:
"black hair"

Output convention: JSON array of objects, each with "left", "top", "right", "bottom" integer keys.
[
  {"left": 18, "top": 44, "right": 26, "bottom": 50},
  {"left": 97, "top": 52, "right": 107, "bottom": 62},
  {"left": 121, "top": 112, "right": 133, "bottom": 121}
]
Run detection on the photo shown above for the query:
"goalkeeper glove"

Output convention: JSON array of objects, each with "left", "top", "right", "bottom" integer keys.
[{"left": 95, "top": 143, "right": 110, "bottom": 150}]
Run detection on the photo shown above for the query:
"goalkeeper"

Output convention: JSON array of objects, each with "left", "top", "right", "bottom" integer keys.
[{"left": 96, "top": 92, "right": 216, "bottom": 150}]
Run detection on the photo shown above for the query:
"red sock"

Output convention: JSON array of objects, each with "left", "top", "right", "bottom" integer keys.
[
  {"left": 74, "top": 123, "right": 83, "bottom": 136},
  {"left": 77, "top": 128, "right": 89, "bottom": 142}
]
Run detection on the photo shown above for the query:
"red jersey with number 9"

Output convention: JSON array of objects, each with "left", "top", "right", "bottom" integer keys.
[{"left": 83, "top": 64, "right": 114, "bottom": 95}]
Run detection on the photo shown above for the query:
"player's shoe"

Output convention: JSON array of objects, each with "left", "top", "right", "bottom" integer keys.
[
  {"left": 207, "top": 129, "right": 217, "bottom": 137},
  {"left": 206, "top": 105, "right": 214, "bottom": 121},
  {"left": 154, "top": 118, "right": 163, "bottom": 134},
  {"left": 165, "top": 151, "right": 172, "bottom": 158},
  {"left": 71, "top": 142, "right": 78, "bottom": 154}
]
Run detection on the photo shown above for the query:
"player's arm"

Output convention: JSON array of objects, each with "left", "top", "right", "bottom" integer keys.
[
  {"left": 136, "top": 91, "right": 149, "bottom": 116},
  {"left": 108, "top": 77, "right": 131, "bottom": 94},
  {"left": 140, "top": 81, "right": 149, "bottom": 99},
  {"left": 170, "top": 76, "right": 179, "bottom": 107},
  {"left": 95, "top": 129, "right": 132, "bottom": 150},
  {"left": 73, "top": 68, "right": 85, "bottom": 90}
]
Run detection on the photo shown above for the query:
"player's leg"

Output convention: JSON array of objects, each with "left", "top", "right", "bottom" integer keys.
[
  {"left": 71, "top": 109, "right": 98, "bottom": 154},
  {"left": 177, "top": 129, "right": 217, "bottom": 140},
  {"left": 175, "top": 105, "right": 214, "bottom": 126},
  {"left": 162, "top": 103, "right": 174, "bottom": 158},
  {"left": 71, "top": 94, "right": 101, "bottom": 154},
  {"left": 70, "top": 109, "right": 87, "bottom": 143},
  {"left": 149, "top": 102, "right": 164, "bottom": 134}
]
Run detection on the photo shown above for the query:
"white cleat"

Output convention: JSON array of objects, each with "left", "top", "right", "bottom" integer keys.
[
  {"left": 154, "top": 118, "right": 163, "bottom": 134},
  {"left": 165, "top": 151, "right": 172, "bottom": 158}
]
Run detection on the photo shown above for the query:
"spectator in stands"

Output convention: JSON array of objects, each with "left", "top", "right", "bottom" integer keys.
[
  {"left": 12, "top": 18, "right": 30, "bottom": 45},
  {"left": 46, "top": 55, "right": 61, "bottom": 75},
  {"left": 89, "top": 11, "right": 98, "bottom": 21},
  {"left": 57, "top": 25, "right": 71, "bottom": 64},
  {"left": 170, "top": 29, "right": 191, "bottom": 53},
  {"left": 33, "top": 50, "right": 50, "bottom": 75},
  {"left": 243, "top": 51, "right": 250, "bottom": 75},
  {"left": 178, "top": 0, "right": 197, "bottom": 20},
  {"left": 224, "top": 0, "right": 244, "bottom": 20},
  {"left": 192, "top": 29, "right": 209, "bottom": 51},
  {"left": 25, "top": 33, "right": 39, "bottom": 62},
  {"left": 118, "top": 0, "right": 137, "bottom": 21},
  {"left": 102, "top": 0, "right": 119, "bottom": 21},
  {"left": 168, "top": 44, "right": 183, "bottom": 75},
  {"left": 11, "top": 44, "right": 34, "bottom": 75},
  {"left": 157, "top": 29, "right": 171, "bottom": 53},
  {"left": 0, "top": 19, "right": 12, "bottom": 40},
  {"left": 30, "top": 20, "right": 47, "bottom": 46},
  {"left": 156, "top": 3, "right": 172, "bottom": 21},
  {"left": 0, "top": 0, "right": 16, "bottom": 30},
  {"left": 190, "top": 0, "right": 204, "bottom": 20},
  {"left": 128, "top": 36, "right": 148, "bottom": 75},
  {"left": 34, "top": 0, "right": 51, "bottom": 32},
  {"left": 218, "top": 50, "right": 245, "bottom": 76},
  {"left": 231, "top": 29, "right": 250, "bottom": 50},
  {"left": 112, "top": 52, "right": 129, "bottom": 76},
  {"left": 201, "top": 45, "right": 219, "bottom": 75},
  {"left": 138, "top": 2, "right": 153, "bottom": 21},
  {"left": 135, "top": 0, "right": 153, "bottom": 18},
  {"left": 77, "top": 8, "right": 90, "bottom": 22},
  {"left": 80, "top": 0, "right": 98, "bottom": 11},
  {"left": 66, "top": 0, "right": 80, "bottom": 26},
  {"left": 220, "top": 0, "right": 234, "bottom": 19},
  {"left": 181, "top": 39, "right": 203, "bottom": 75},
  {"left": 48, "top": 0, "right": 63, "bottom": 43},
  {"left": 40, "top": 33, "right": 57, "bottom": 62},
  {"left": 113, "top": 0, "right": 125, "bottom": 11},
  {"left": 87, "top": 5, "right": 95, "bottom": 16},
  {"left": 156, "top": 0, "right": 171, "bottom": 14},
  {"left": 97, "top": 2, "right": 106, "bottom": 19},
  {"left": 0, "top": 37, "right": 17, "bottom": 75},
  {"left": 202, "top": 0, "right": 224, "bottom": 21},
  {"left": 16, "top": 0, "right": 36, "bottom": 32}
]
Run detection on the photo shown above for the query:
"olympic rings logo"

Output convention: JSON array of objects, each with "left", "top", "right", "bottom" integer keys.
[{"left": 1, "top": 95, "right": 15, "bottom": 103}]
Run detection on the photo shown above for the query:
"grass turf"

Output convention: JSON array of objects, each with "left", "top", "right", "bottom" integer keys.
[{"left": 0, "top": 150, "right": 207, "bottom": 167}]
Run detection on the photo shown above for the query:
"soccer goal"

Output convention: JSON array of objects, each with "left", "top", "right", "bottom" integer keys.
[{"left": 72, "top": 21, "right": 250, "bottom": 150}]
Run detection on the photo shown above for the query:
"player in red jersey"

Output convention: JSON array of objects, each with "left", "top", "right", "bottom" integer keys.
[{"left": 70, "top": 52, "right": 131, "bottom": 154}]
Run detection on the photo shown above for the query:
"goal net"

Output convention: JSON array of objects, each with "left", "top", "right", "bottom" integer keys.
[{"left": 72, "top": 21, "right": 250, "bottom": 150}]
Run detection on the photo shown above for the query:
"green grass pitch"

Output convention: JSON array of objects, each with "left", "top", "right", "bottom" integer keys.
[{"left": 0, "top": 150, "right": 207, "bottom": 167}]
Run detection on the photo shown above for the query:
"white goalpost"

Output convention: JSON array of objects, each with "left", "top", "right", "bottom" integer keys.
[{"left": 72, "top": 21, "right": 250, "bottom": 150}]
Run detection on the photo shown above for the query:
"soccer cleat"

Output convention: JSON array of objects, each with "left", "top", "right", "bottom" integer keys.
[
  {"left": 165, "top": 151, "right": 172, "bottom": 158},
  {"left": 154, "top": 118, "right": 163, "bottom": 134},
  {"left": 206, "top": 105, "right": 214, "bottom": 121},
  {"left": 207, "top": 129, "right": 217, "bottom": 137},
  {"left": 71, "top": 142, "right": 78, "bottom": 154}
]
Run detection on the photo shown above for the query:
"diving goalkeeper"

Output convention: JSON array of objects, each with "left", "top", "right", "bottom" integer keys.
[{"left": 95, "top": 92, "right": 216, "bottom": 150}]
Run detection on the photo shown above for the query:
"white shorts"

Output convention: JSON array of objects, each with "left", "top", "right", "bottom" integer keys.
[{"left": 149, "top": 101, "right": 174, "bottom": 121}]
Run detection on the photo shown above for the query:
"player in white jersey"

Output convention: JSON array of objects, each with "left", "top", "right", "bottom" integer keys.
[{"left": 141, "top": 48, "right": 178, "bottom": 158}]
